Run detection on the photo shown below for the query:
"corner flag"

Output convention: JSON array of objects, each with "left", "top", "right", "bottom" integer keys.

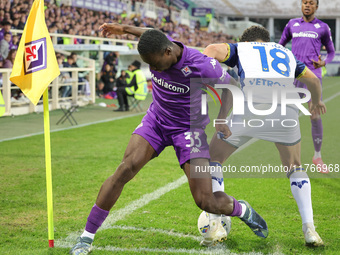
[
  {"left": 10, "top": 0, "right": 59, "bottom": 248},
  {"left": 10, "top": 0, "right": 60, "bottom": 105}
]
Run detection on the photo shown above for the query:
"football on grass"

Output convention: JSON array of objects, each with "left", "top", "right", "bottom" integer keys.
[{"left": 197, "top": 211, "right": 232, "bottom": 236}]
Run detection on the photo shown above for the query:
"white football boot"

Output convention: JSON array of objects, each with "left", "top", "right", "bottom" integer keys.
[{"left": 304, "top": 224, "right": 324, "bottom": 247}]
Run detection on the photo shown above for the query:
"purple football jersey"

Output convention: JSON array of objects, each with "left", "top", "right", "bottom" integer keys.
[
  {"left": 148, "top": 36, "right": 231, "bottom": 128},
  {"left": 279, "top": 17, "right": 335, "bottom": 78}
]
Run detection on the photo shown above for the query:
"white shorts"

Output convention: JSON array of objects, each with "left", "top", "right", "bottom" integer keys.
[{"left": 223, "top": 103, "right": 301, "bottom": 148}]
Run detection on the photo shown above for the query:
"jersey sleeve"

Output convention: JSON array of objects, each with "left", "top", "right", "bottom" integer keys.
[
  {"left": 321, "top": 24, "right": 335, "bottom": 65},
  {"left": 279, "top": 21, "right": 292, "bottom": 46},
  {"left": 221, "top": 43, "right": 238, "bottom": 68},
  {"left": 295, "top": 59, "right": 307, "bottom": 78},
  {"left": 200, "top": 56, "right": 231, "bottom": 86}
]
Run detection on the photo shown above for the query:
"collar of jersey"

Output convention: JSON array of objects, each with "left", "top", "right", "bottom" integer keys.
[
  {"left": 171, "top": 40, "right": 187, "bottom": 70},
  {"left": 299, "top": 17, "right": 318, "bottom": 24}
]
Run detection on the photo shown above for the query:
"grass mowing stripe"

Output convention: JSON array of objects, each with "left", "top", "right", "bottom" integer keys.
[
  {"left": 0, "top": 112, "right": 145, "bottom": 143},
  {"left": 103, "top": 225, "right": 201, "bottom": 241},
  {"left": 57, "top": 242, "right": 239, "bottom": 255},
  {"left": 62, "top": 175, "right": 188, "bottom": 243},
  {"left": 323, "top": 90, "right": 340, "bottom": 103}
]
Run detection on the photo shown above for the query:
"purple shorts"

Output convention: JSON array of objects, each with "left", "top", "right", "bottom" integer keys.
[{"left": 133, "top": 110, "right": 210, "bottom": 166}]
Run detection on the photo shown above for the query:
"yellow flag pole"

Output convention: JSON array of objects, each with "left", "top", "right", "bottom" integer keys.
[{"left": 43, "top": 88, "right": 54, "bottom": 248}]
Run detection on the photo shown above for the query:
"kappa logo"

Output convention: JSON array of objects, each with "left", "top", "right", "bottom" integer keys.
[
  {"left": 190, "top": 147, "right": 201, "bottom": 153},
  {"left": 314, "top": 23, "right": 321, "bottom": 29},
  {"left": 293, "top": 22, "right": 300, "bottom": 27},
  {"left": 181, "top": 66, "right": 192, "bottom": 76},
  {"left": 210, "top": 59, "right": 217, "bottom": 69},
  {"left": 314, "top": 138, "right": 322, "bottom": 144},
  {"left": 24, "top": 38, "right": 47, "bottom": 75}
]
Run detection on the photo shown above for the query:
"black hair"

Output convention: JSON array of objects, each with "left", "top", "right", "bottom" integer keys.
[
  {"left": 138, "top": 29, "right": 173, "bottom": 56},
  {"left": 240, "top": 26, "right": 270, "bottom": 42}
]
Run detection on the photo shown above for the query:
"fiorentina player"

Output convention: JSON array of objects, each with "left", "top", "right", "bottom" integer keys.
[
  {"left": 204, "top": 26, "right": 326, "bottom": 247},
  {"left": 70, "top": 24, "right": 268, "bottom": 255},
  {"left": 279, "top": 0, "right": 335, "bottom": 172}
]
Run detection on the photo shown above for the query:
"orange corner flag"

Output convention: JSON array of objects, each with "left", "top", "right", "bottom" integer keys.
[{"left": 10, "top": 0, "right": 60, "bottom": 105}]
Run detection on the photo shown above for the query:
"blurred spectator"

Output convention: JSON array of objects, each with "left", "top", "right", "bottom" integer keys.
[
  {"left": 115, "top": 70, "right": 128, "bottom": 88},
  {"left": 61, "top": 55, "right": 74, "bottom": 98},
  {"left": 9, "top": 34, "right": 19, "bottom": 50},
  {"left": 103, "top": 52, "right": 117, "bottom": 71},
  {"left": 0, "top": 20, "right": 12, "bottom": 42},
  {"left": 115, "top": 60, "right": 146, "bottom": 112},
  {"left": 0, "top": 32, "right": 11, "bottom": 59},
  {"left": 100, "top": 63, "right": 115, "bottom": 95},
  {"left": 0, "top": 0, "right": 233, "bottom": 48},
  {"left": 3, "top": 48, "right": 16, "bottom": 68},
  {"left": 96, "top": 80, "right": 105, "bottom": 98}
]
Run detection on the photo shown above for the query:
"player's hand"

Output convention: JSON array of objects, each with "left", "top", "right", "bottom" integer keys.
[
  {"left": 312, "top": 55, "right": 325, "bottom": 69},
  {"left": 216, "top": 124, "right": 232, "bottom": 140},
  {"left": 99, "top": 23, "right": 125, "bottom": 37},
  {"left": 310, "top": 101, "right": 327, "bottom": 115}
]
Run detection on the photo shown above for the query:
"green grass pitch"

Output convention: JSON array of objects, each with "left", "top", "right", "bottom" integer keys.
[{"left": 0, "top": 77, "right": 339, "bottom": 254}]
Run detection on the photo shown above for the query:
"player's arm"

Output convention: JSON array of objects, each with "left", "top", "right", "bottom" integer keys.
[
  {"left": 99, "top": 23, "right": 151, "bottom": 38},
  {"left": 312, "top": 27, "right": 336, "bottom": 68},
  {"left": 203, "top": 43, "right": 230, "bottom": 63},
  {"left": 297, "top": 67, "right": 326, "bottom": 114},
  {"left": 214, "top": 76, "right": 238, "bottom": 139},
  {"left": 217, "top": 76, "right": 237, "bottom": 119},
  {"left": 278, "top": 22, "right": 292, "bottom": 46}
]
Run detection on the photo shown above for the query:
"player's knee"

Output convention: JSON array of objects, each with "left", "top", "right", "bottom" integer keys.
[{"left": 115, "top": 161, "right": 139, "bottom": 184}]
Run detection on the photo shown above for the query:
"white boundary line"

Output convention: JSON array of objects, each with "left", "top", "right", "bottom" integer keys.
[
  {"left": 62, "top": 175, "right": 188, "bottom": 242},
  {"left": 323, "top": 91, "right": 340, "bottom": 103},
  {"left": 0, "top": 112, "right": 145, "bottom": 143},
  {"left": 57, "top": 241, "right": 240, "bottom": 255}
]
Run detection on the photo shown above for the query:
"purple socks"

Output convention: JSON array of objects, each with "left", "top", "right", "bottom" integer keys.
[
  {"left": 85, "top": 204, "right": 109, "bottom": 234},
  {"left": 229, "top": 197, "right": 242, "bottom": 217},
  {"left": 311, "top": 118, "right": 323, "bottom": 153}
]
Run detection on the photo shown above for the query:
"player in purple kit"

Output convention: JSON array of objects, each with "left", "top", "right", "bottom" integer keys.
[
  {"left": 279, "top": 0, "right": 335, "bottom": 173},
  {"left": 69, "top": 24, "right": 268, "bottom": 255}
]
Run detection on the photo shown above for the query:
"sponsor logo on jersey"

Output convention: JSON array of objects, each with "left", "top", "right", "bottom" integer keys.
[
  {"left": 219, "top": 69, "right": 227, "bottom": 81},
  {"left": 151, "top": 73, "right": 190, "bottom": 93},
  {"left": 292, "top": 31, "right": 318, "bottom": 39},
  {"left": 181, "top": 66, "right": 192, "bottom": 76},
  {"left": 293, "top": 22, "right": 300, "bottom": 27},
  {"left": 314, "top": 23, "right": 321, "bottom": 29},
  {"left": 24, "top": 38, "right": 47, "bottom": 75},
  {"left": 210, "top": 59, "right": 217, "bottom": 69}
]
